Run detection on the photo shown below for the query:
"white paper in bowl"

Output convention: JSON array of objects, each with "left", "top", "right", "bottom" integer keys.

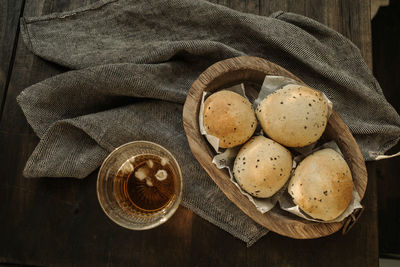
[{"left": 198, "top": 76, "right": 344, "bottom": 216}]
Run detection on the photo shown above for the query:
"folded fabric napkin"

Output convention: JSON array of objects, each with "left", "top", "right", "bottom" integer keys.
[{"left": 18, "top": 0, "right": 400, "bottom": 246}]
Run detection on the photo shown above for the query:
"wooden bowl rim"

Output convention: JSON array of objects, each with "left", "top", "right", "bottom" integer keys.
[{"left": 182, "top": 56, "right": 367, "bottom": 239}]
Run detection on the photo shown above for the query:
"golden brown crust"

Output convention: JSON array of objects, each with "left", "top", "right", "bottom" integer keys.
[
  {"left": 256, "top": 84, "right": 329, "bottom": 147},
  {"left": 203, "top": 90, "right": 257, "bottom": 148},
  {"left": 288, "top": 148, "right": 353, "bottom": 221},
  {"left": 233, "top": 136, "right": 292, "bottom": 198}
]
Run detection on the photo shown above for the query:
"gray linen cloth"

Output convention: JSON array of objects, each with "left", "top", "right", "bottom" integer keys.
[{"left": 18, "top": 0, "right": 400, "bottom": 246}]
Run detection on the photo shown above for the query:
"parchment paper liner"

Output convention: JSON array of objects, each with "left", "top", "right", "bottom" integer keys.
[{"left": 199, "top": 76, "right": 361, "bottom": 222}]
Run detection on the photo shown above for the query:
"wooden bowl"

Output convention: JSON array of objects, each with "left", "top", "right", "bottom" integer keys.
[{"left": 182, "top": 56, "right": 367, "bottom": 239}]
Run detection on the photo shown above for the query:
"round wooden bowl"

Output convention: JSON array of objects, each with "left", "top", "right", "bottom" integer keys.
[{"left": 182, "top": 56, "right": 367, "bottom": 239}]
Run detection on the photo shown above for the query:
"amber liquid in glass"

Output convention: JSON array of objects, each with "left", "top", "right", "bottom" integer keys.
[{"left": 114, "top": 154, "right": 176, "bottom": 214}]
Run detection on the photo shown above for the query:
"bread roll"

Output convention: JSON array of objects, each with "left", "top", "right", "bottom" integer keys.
[
  {"left": 233, "top": 136, "right": 292, "bottom": 198},
  {"left": 288, "top": 148, "right": 353, "bottom": 221},
  {"left": 203, "top": 90, "right": 257, "bottom": 148},
  {"left": 256, "top": 84, "right": 329, "bottom": 147}
]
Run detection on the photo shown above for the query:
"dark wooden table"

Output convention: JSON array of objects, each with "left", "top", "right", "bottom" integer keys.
[{"left": 0, "top": 0, "right": 380, "bottom": 266}]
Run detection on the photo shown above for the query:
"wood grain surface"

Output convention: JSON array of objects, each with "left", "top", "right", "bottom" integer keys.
[
  {"left": 372, "top": 0, "right": 400, "bottom": 257},
  {"left": 0, "top": 0, "right": 380, "bottom": 266},
  {"left": 183, "top": 56, "right": 367, "bottom": 239},
  {"left": 0, "top": 0, "right": 24, "bottom": 120}
]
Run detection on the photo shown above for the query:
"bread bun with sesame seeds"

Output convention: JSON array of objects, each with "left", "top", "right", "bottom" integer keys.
[
  {"left": 203, "top": 90, "right": 257, "bottom": 148},
  {"left": 233, "top": 136, "right": 292, "bottom": 198},
  {"left": 288, "top": 148, "right": 353, "bottom": 221},
  {"left": 256, "top": 84, "right": 329, "bottom": 147}
]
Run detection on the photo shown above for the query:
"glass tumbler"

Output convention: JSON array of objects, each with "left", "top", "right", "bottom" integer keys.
[{"left": 97, "top": 141, "right": 183, "bottom": 230}]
